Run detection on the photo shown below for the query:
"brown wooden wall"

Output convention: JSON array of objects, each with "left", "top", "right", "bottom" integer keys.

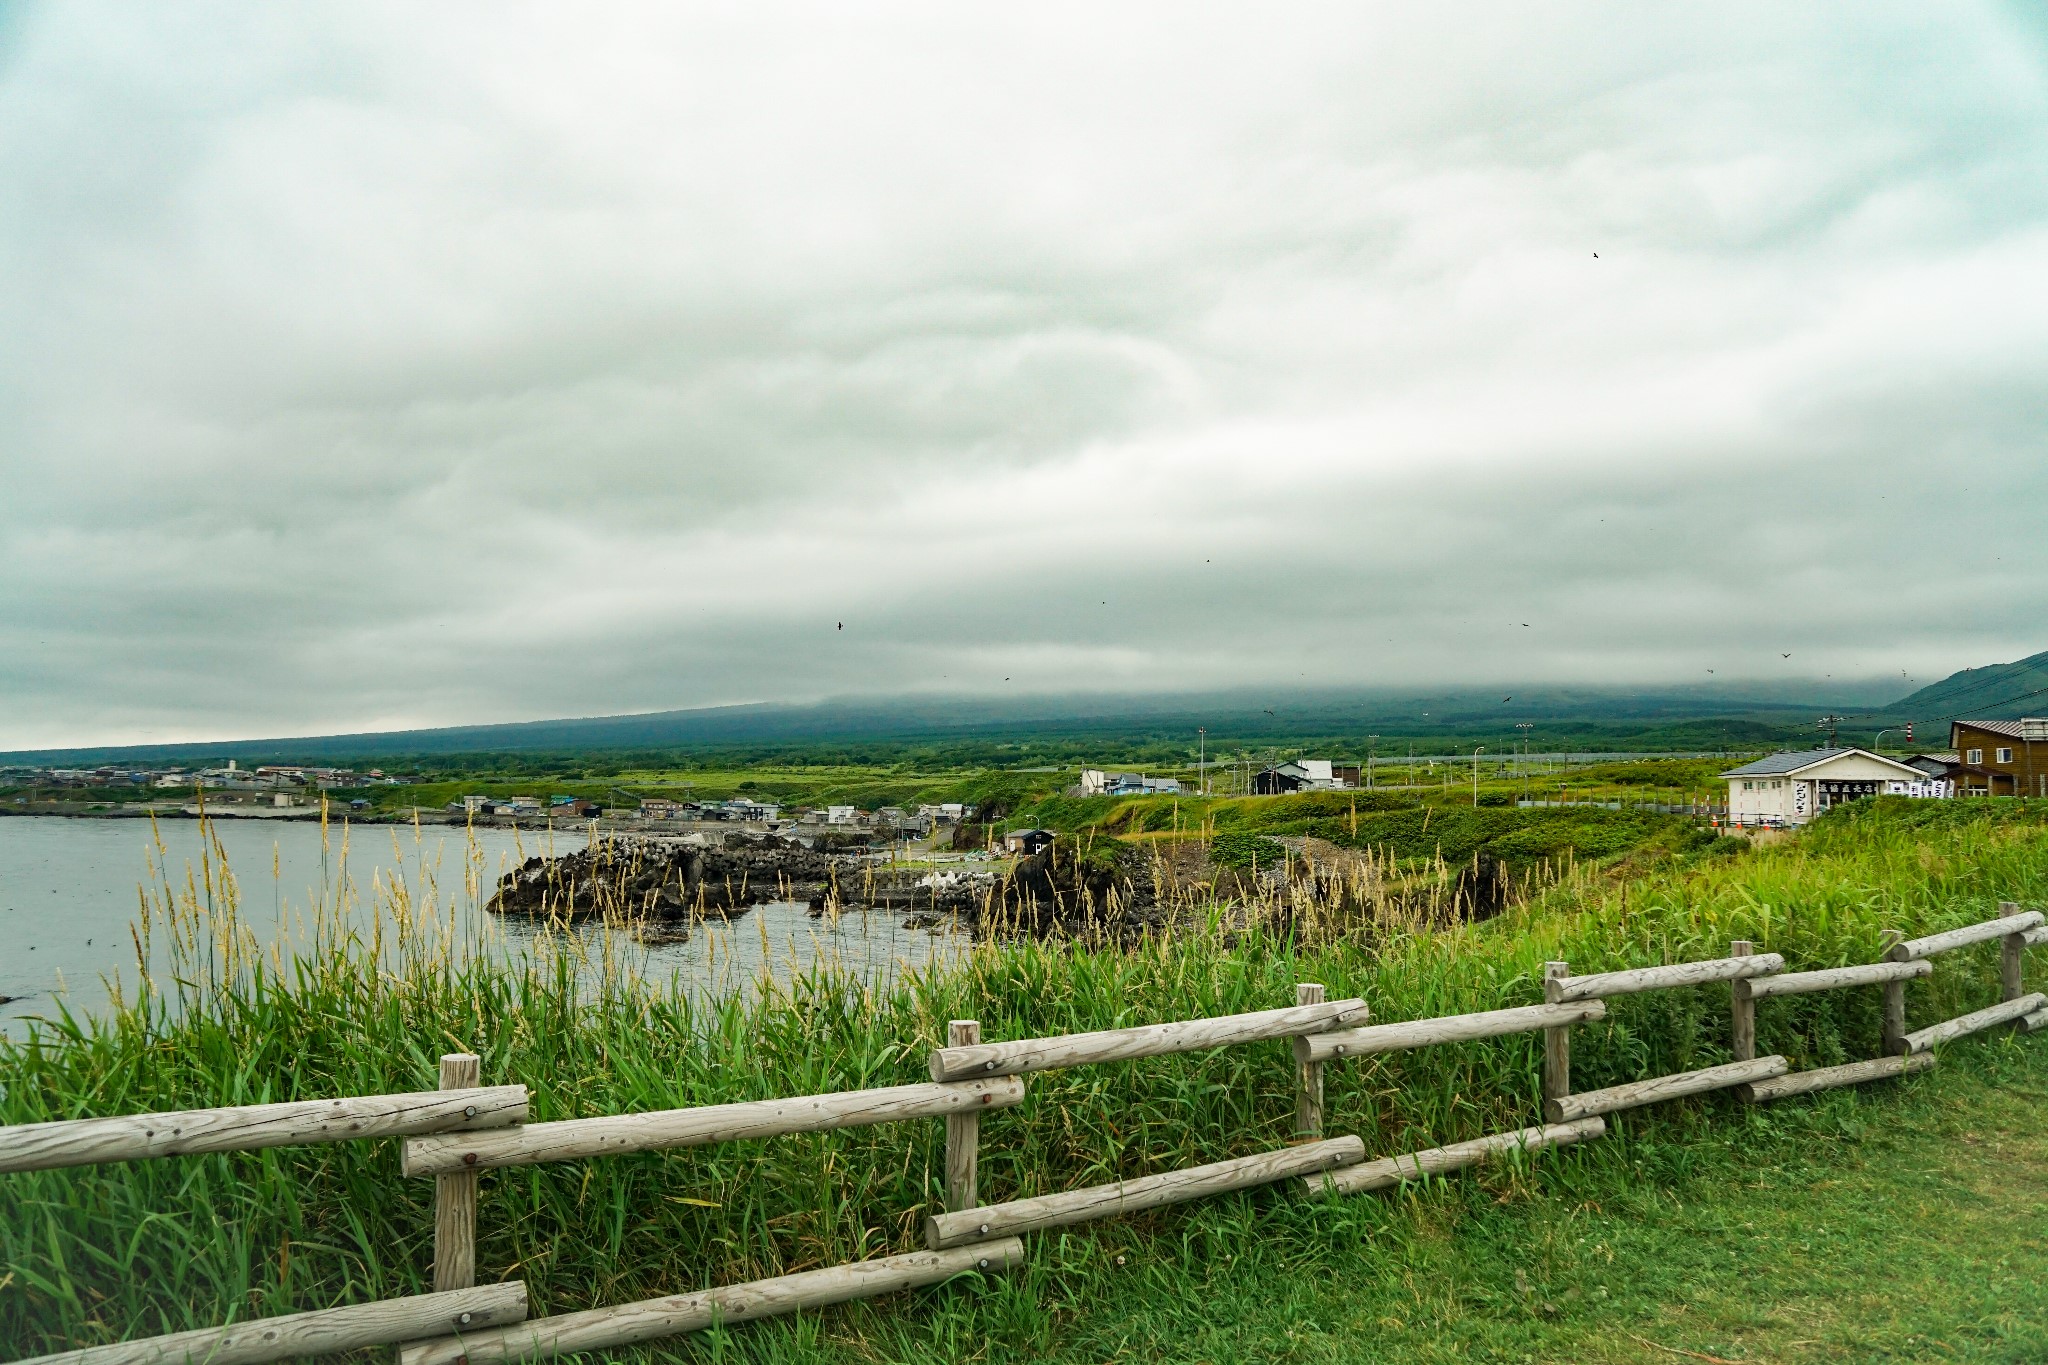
[{"left": 1949, "top": 722, "right": 2048, "bottom": 797}]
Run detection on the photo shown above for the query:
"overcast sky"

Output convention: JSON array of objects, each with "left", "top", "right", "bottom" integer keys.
[{"left": 3, "top": 4, "right": 2046, "bottom": 748}]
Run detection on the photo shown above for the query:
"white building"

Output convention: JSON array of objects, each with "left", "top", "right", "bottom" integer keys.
[
  {"left": 1720, "top": 748, "right": 1937, "bottom": 827},
  {"left": 1079, "top": 770, "right": 1182, "bottom": 797}
]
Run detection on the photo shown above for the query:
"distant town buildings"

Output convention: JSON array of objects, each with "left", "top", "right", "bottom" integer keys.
[{"left": 6, "top": 758, "right": 403, "bottom": 796}]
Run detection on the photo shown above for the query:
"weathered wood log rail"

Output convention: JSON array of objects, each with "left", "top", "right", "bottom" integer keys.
[
  {"left": 1303, "top": 1118, "right": 1606, "bottom": 1197},
  {"left": 399, "top": 1076, "right": 1025, "bottom": 1176},
  {"left": 2, "top": 902, "right": 2040, "bottom": 1365},
  {"left": 0, "top": 1088, "right": 528, "bottom": 1176}
]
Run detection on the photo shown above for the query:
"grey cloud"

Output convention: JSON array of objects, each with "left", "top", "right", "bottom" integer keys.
[{"left": 3, "top": 3, "right": 2046, "bottom": 747}]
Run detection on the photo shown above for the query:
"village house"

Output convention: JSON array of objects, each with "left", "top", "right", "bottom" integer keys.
[
  {"left": 1078, "top": 770, "right": 1183, "bottom": 797},
  {"left": 1252, "top": 759, "right": 1355, "bottom": 795},
  {"left": 1001, "top": 828, "right": 1055, "bottom": 856},
  {"left": 1905, "top": 752, "right": 1960, "bottom": 781},
  {"left": 1719, "top": 747, "right": 1934, "bottom": 827},
  {"left": 638, "top": 798, "right": 695, "bottom": 820},
  {"left": 875, "top": 807, "right": 932, "bottom": 836},
  {"left": 1948, "top": 718, "right": 2048, "bottom": 798}
]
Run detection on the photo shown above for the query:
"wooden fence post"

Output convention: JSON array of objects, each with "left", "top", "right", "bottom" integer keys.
[
  {"left": 1294, "top": 984, "right": 1326, "bottom": 1137},
  {"left": 2000, "top": 902, "right": 2025, "bottom": 1003},
  {"left": 1878, "top": 931, "right": 1907, "bottom": 1055},
  {"left": 1541, "top": 963, "right": 1571, "bottom": 1105},
  {"left": 435, "top": 1053, "right": 481, "bottom": 1292},
  {"left": 944, "top": 1021, "right": 980, "bottom": 1210},
  {"left": 1730, "top": 941, "right": 1756, "bottom": 1066}
]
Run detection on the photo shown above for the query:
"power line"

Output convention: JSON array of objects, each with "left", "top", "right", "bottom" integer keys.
[
  {"left": 1922, "top": 684, "right": 2048, "bottom": 725},
  {"left": 1898, "top": 667, "right": 2048, "bottom": 715}
]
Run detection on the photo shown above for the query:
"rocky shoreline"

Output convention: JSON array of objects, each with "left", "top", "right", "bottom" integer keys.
[
  {"left": 484, "top": 831, "right": 1177, "bottom": 941},
  {"left": 485, "top": 831, "right": 1510, "bottom": 946}
]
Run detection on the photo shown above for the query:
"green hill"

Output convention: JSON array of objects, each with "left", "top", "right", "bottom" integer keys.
[{"left": 1889, "top": 647, "right": 2048, "bottom": 722}]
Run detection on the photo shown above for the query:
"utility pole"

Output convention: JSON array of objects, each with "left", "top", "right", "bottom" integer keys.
[
  {"left": 1367, "top": 734, "right": 1378, "bottom": 790},
  {"left": 1472, "top": 746, "right": 1485, "bottom": 808},
  {"left": 1515, "top": 722, "right": 1533, "bottom": 801},
  {"left": 1197, "top": 728, "right": 1206, "bottom": 796},
  {"left": 1818, "top": 714, "right": 1845, "bottom": 748}
]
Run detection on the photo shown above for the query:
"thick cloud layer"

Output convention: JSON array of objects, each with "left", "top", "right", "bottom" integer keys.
[{"left": 3, "top": 3, "right": 2046, "bottom": 747}]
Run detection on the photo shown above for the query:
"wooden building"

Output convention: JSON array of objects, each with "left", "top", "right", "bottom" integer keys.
[{"left": 1948, "top": 718, "right": 2048, "bottom": 798}]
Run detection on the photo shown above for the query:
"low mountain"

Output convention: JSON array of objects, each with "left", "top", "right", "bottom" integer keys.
[
  {"left": 2, "top": 681, "right": 1877, "bottom": 768},
  {"left": 1889, "top": 648, "right": 2048, "bottom": 722}
]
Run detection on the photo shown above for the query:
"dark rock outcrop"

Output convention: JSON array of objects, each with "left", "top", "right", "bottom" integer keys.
[{"left": 487, "top": 835, "right": 862, "bottom": 921}]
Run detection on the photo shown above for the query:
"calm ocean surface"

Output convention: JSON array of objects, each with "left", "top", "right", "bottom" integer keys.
[{"left": 0, "top": 816, "right": 960, "bottom": 1039}]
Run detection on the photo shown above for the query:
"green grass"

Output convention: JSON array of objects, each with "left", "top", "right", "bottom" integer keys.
[
  {"left": 1013, "top": 790, "right": 1723, "bottom": 871},
  {"left": 1, "top": 799, "right": 2044, "bottom": 1360},
  {"left": 824, "top": 1039, "right": 2048, "bottom": 1364}
]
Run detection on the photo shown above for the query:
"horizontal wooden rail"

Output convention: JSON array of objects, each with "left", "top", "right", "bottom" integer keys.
[
  {"left": 1746, "top": 959, "right": 1931, "bottom": 999},
  {"left": 0, "top": 1088, "right": 528, "bottom": 1176},
  {"left": 2021, "top": 925, "right": 2048, "bottom": 949},
  {"left": 1295, "top": 1001, "right": 1605, "bottom": 1065},
  {"left": 1738, "top": 1053, "right": 1933, "bottom": 1103},
  {"left": 13, "top": 1283, "right": 527, "bottom": 1365},
  {"left": 1549, "top": 955, "right": 1783, "bottom": 1004},
  {"left": 2023, "top": 1008, "right": 2048, "bottom": 1033},
  {"left": 1901, "top": 993, "right": 2047, "bottom": 1054},
  {"left": 924, "top": 1136, "right": 1364, "bottom": 1249},
  {"left": 1888, "top": 912, "right": 2045, "bottom": 962},
  {"left": 927, "top": 1000, "right": 1367, "bottom": 1082},
  {"left": 1546, "top": 1056, "right": 1787, "bottom": 1122},
  {"left": 396, "top": 1243, "right": 1022, "bottom": 1365},
  {"left": 1302, "top": 1118, "right": 1605, "bottom": 1198},
  {"left": 403, "top": 1078, "right": 1023, "bottom": 1176}
]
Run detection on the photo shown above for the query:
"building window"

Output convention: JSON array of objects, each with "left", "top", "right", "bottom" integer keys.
[
  {"left": 1967, "top": 748, "right": 1983, "bottom": 765},
  {"left": 1996, "top": 747, "right": 2013, "bottom": 764}
]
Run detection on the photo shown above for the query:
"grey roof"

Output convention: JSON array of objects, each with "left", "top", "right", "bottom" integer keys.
[
  {"left": 1953, "top": 718, "right": 2028, "bottom": 739},
  {"left": 1719, "top": 747, "right": 1921, "bottom": 779}
]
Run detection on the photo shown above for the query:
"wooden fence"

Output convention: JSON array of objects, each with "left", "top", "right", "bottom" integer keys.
[{"left": 3, "top": 902, "right": 2043, "bottom": 1365}]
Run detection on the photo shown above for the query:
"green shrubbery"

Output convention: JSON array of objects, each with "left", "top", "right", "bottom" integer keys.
[{"left": 1206, "top": 832, "right": 1285, "bottom": 871}]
